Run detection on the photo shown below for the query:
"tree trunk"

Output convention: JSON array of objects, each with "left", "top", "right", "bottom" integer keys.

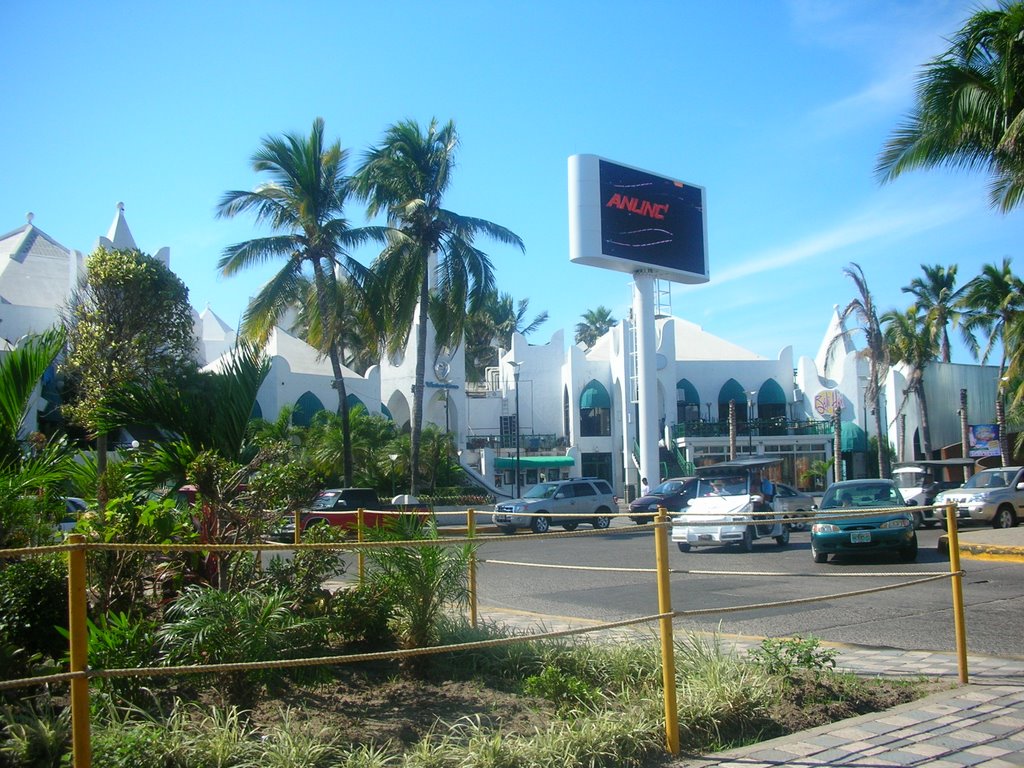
[
  {"left": 873, "top": 395, "right": 889, "bottom": 478},
  {"left": 914, "top": 374, "right": 933, "bottom": 459},
  {"left": 728, "top": 399, "right": 736, "bottom": 460},
  {"left": 409, "top": 266, "right": 430, "bottom": 495},
  {"left": 833, "top": 405, "right": 843, "bottom": 484},
  {"left": 959, "top": 389, "right": 972, "bottom": 482},
  {"left": 96, "top": 431, "right": 108, "bottom": 518},
  {"left": 311, "top": 258, "right": 353, "bottom": 486}
]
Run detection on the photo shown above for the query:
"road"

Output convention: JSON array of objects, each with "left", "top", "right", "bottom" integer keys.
[{"left": 471, "top": 519, "right": 1024, "bottom": 659}]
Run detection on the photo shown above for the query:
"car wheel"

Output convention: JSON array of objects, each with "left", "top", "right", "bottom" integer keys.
[
  {"left": 898, "top": 540, "right": 919, "bottom": 562},
  {"left": 677, "top": 542, "right": 691, "bottom": 553},
  {"left": 739, "top": 527, "right": 754, "bottom": 552},
  {"left": 775, "top": 526, "right": 790, "bottom": 546},
  {"left": 993, "top": 505, "right": 1017, "bottom": 529},
  {"left": 592, "top": 515, "right": 611, "bottom": 530},
  {"left": 562, "top": 521, "right": 579, "bottom": 532},
  {"left": 788, "top": 512, "right": 807, "bottom": 532},
  {"left": 811, "top": 543, "right": 828, "bottom": 563},
  {"left": 910, "top": 511, "right": 923, "bottom": 530},
  {"left": 632, "top": 517, "right": 648, "bottom": 525},
  {"left": 530, "top": 516, "right": 550, "bottom": 534}
]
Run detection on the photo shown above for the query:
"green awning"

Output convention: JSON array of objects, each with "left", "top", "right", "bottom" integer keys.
[{"left": 494, "top": 456, "right": 576, "bottom": 469}]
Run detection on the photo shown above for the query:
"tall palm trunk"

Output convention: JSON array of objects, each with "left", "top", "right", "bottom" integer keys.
[
  {"left": 913, "top": 373, "right": 933, "bottom": 459},
  {"left": 409, "top": 265, "right": 430, "bottom": 495},
  {"left": 312, "top": 258, "right": 354, "bottom": 486}
]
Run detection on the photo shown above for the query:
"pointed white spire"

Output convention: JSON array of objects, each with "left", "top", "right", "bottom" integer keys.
[{"left": 103, "top": 202, "right": 137, "bottom": 250}]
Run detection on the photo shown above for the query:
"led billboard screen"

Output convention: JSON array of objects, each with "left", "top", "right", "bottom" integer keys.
[{"left": 568, "top": 154, "right": 708, "bottom": 284}]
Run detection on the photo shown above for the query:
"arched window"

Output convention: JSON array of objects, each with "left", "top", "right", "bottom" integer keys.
[
  {"left": 717, "top": 379, "right": 748, "bottom": 422},
  {"left": 756, "top": 379, "right": 787, "bottom": 433},
  {"left": 381, "top": 404, "right": 393, "bottom": 420},
  {"left": 579, "top": 380, "right": 612, "bottom": 437},
  {"left": 293, "top": 391, "right": 325, "bottom": 428},
  {"left": 346, "top": 394, "right": 366, "bottom": 414},
  {"left": 250, "top": 400, "right": 263, "bottom": 421},
  {"left": 676, "top": 379, "right": 701, "bottom": 423}
]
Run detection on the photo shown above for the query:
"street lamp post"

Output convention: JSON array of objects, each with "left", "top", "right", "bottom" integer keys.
[
  {"left": 509, "top": 361, "right": 522, "bottom": 498},
  {"left": 747, "top": 391, "right": 757, "bottom": 454},
  {"left": 388, "top": 453, "right": 399, "bottom": 499}
]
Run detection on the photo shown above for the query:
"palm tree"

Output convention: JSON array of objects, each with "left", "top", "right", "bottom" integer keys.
[
  {"left": 353, "top": 118, "right": 524, "bottom": 494},
  {"left": 902, "top": 264, "right": 968, "bottom": 363},
  {"left": 958, "top": 258, "right": 1024, "bottom": 464},
  {"left": 882, "top": 306, "right": 938, "bottom": 459},
  {"left": 876, "top": 2, "right": 1024, "bottom": 211},
  {"left": 216, "top": 118, "right": 385, "bottom": 486},
  {"left": 464, "top": 290, "right": 548, "bottom": 382},
  {"left": 575, "top": 306, "right": 617, "bottom": 349},
  {"left": 826, "top": 263, "right": 892, "bottom": 478}
]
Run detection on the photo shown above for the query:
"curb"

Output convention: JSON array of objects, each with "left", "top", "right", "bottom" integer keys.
[{"left": 937, "top": 534, "right": 1024, "bottom": 563}]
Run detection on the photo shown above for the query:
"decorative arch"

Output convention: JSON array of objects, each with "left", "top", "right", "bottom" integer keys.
[
  {"left": 346, "top": 394, "right": 366, "bottom": 414},
  {"left": 579, "top": 379, "right": 611, "bottom": 437},
  {"left": 755, "top": 378, "right": 787, "bottom": 433},
  {"left": 676, "top": 379, "right": 701, "bottom": 423},
  {"left": 250, "top": 400, "right": 263, "bottom": 421},
  {"left": 292, "top": 391, "right": 325, "bottom": 428},
  {"left": 717, "top": 378, "right": 749, "bottom": 422}
]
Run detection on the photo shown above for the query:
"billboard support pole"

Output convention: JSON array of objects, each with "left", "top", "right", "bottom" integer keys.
[{"left": 634, "top": 271, "right": 660, "bottom": 489}]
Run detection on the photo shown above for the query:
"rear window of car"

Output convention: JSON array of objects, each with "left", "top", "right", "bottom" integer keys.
[
  {"left": 572, "top": 482, "right": 595, "bottom": 497},
  {"left": 590, "top": 480, "right": 613, "bottom": 495}
]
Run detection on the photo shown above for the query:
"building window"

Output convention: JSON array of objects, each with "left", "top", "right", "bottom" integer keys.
[
  {"left": 676, "top": 379, "right": 701, "bottom": 423},
  {"left": 579, "top": 380, "right": 612, "bottom": 437}
]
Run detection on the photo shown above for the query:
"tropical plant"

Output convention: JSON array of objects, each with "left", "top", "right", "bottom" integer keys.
[
  {"left": 464, "top": 290, "right": 548, "bottom": 381},
  {"left": 574, "top": 306, "right": 617, "bottom": 349},
  {"left": 353, "top": 117, "right": 524, "bottom": 494},
  {"left": 876, "top": 1, "right": 1024, "bottom": 212},
  {"left": 362, "top": 515, "right": 473, "bottom": 660},
  {"left": 217, "top": 117, "right": 386, "bottom": 487},
  {"left": 882, "top": 306, "right": 938, "bottom": 458},
  {"left": 61, "top": 247, "right": 197, "bottom": 507},
  {"left": 827, "top": 264, "right": 892, "bottom": 478},
  {"left": 798, "top": 458, "right": 834, "bottom": 490},
  {"left": 901, "top": 264, "right": 968, "bottom": 363}
]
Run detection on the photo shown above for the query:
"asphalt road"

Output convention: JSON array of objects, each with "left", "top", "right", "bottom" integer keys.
[{"left": 471, "top": 519, "right": 1024, "bottom": 659}]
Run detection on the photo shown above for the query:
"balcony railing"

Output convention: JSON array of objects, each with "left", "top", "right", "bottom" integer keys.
[
  {"left": 464, "top": 434, "right": 563, "bottom": 451},
  {"left": 673, "top": 418, "right": 833, "bottom": 439}
]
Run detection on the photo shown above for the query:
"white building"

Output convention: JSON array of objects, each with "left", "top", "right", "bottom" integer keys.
[{"left": 1, "top": 206, "right": 1002, "bottom": 496}]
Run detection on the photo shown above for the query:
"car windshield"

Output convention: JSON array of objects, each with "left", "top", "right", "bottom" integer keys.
[
  {"left": 893, "top": 470, "right": 930, "bottom": 489},
  {"left": 696, "top": 474, "right": 747, "bottom": 497},
  {"left": 310, "top": 492, "right": 341, "bottom": 510},
  {"left": 821, "top": 484, "right": 902, "bottom": 509},
  {"left": 962, "top": 470, "right": 1012, "bottom": 490},
  {"left": 524, "top": 483, "right": 559, "bottom": 499},
  {"left": 652, "top": 480, "right": 684, "bottom": 495}
]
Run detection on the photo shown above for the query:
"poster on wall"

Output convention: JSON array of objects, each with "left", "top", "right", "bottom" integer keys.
[{"left": 968, "top": 424, "right": 1000, "bottom": 458}]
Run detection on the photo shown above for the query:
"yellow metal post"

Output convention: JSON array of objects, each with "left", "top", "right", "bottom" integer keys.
[
  {"left": 67, "top": 534, "right": 91, "bottom": 768},
  {"left": 467, "top": 508, "right": 478, "bottom": 628},
  {"left": 357, "top": 508, "right": 365, "bottom": 583},
  {"left": 654, "top": 508, "right": 680, "bottom": 754},
  {"left": 945, "top": 502, "right": 969, "bottom": 684},
  {"left": 293, "top": 508, "right": 301, "bottom": 547}
]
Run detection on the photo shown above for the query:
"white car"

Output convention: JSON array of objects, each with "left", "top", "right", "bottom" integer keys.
[
  {"left": 671, "top": 458, "right": 790, "bottom": 552},
  {"left": 934, "top": 466, "right": 1024, "bottom": 529}
]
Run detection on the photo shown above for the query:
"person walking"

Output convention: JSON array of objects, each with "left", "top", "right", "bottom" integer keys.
[{"left": 641, "top": 477, "right": 650, "bottom": 496}]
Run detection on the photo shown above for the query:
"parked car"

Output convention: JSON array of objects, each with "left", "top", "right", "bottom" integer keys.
[
  {"left": 771, "top": 482, "right": 815, "bottom": 531},
  {"left": 671, "top": 458, "right": 789, "bottom": 552},
  {"left": 810, "top": 479, "right": 917, "bottom": 564},
  {"left": 628, "top": 477, "right": 696, "bottom": 523},
  {"left": 277, "top": 488, "right": 429, "bottom": 540},
  {"left": 933, "top": 466, "right": 1024, "bottom": 529},
  {"left": 492, "top": 478, "right": 617, "bottom": 534},
  {"left": 892, "top": 460, "right": 974, "bottom": 528}
]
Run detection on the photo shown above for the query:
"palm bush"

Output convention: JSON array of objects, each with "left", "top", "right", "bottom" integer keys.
[
  {"left": 362, "top": 515, "right": 473, "bottom": 659},
  {"left": 157, "top": 586, "right": 331, "bottom": 701}
]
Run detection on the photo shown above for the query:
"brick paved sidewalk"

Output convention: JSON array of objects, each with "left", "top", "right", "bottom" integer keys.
[{"left": 481, "top": 607, "right": 1024, "bottom": 768}]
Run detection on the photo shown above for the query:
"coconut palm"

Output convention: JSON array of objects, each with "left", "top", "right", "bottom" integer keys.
[
  {"left": 882, "top": 306, "right": 938, "bottom": 458},
  {"left": 464, "top": 290, "right": 548, "bottom": 382},
  {"left": 353, "top": 118, "right": 524, "bottom": 494},
  {"left": 902, "top": 264, "right": 969, "bottom": 363},
  {"left": 575, "top": 306, "right": 617, "bottom": 349},
  {"left": 876, "top": 2, "right": 1024, "bottom": 211},
  {"left": 216, "top": 118, "right": 386, "bottom": 486},
  {"left": 826, "top": 263, "right": 892, "bottom": 478}
]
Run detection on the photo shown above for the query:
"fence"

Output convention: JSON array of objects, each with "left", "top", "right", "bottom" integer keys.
[{"left": 0, "top": 503, "right": 968, "bottom": 766}]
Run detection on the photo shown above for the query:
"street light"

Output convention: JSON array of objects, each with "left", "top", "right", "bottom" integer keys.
[
  {"left": 509, "top": 361, "right": 522, "bottom": 498},
  {"left": 388, "top": 453, "right": 399, "bottom": 498},
  {"left": 747, "top": 391, "right": 757, "bottom": 454}
]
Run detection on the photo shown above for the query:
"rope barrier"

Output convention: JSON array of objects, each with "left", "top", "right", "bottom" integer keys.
[{"left": 673, "top": 572, "right": 956, "bottom": 618}]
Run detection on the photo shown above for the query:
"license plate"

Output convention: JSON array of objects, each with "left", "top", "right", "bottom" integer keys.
[
  {"left": 698, "top": 534, "right": 712, "bottom": 541},
  {"left": 850, "top": 531, "right": 871, "bottom": 543},
  {"left": 495, "top": 515, "right": 510, "bottom": 522}
]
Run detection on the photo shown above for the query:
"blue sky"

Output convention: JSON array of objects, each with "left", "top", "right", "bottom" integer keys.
[{"left": 3, "top": 0, "right": 1022, "bottom": 365}]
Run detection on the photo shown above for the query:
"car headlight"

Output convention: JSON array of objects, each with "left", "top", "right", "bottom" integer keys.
[
  {"left": 812, "top": 523, "right": 840, "bottom": 533},
  {"left": 880, "top": 519, "right": 911, "bottom": 529}
]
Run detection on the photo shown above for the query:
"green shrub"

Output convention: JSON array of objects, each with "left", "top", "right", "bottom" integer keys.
[
  {"left": 329, "top": 583, "right": 396, "bottom": 649},
  {"left": 748, "top": 635, "right": 837, "bottom": 677},
  {"left": 82, "top": 612, "right": 159, "bottom": 706},
  {"left": 523, "top": 666, "right": 601, "bottom": 712},
  {"left": 264, "top": 523, "right": 347, "bottom": 604},
  {"left": 0, "top": 696, "right": 69, "bottom": 768},
  {"left": 0, "top": 556, "right": 68, "bottom": 665}
]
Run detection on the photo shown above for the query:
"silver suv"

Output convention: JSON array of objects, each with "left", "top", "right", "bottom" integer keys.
[
  {"left": 934, "top": 466, "right": 1024, "bottom": 529},
  {"left": 493, "top": 479, "right": 617, "bottom": 534}
]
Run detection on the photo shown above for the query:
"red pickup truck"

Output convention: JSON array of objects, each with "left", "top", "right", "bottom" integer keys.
[{"left": 299, "top": 488, "right": 429, "bottom": 531}]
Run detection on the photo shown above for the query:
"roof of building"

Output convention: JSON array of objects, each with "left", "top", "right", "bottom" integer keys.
[{"left": 0, "top": 215, "right": 74, "bottom": 309}]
